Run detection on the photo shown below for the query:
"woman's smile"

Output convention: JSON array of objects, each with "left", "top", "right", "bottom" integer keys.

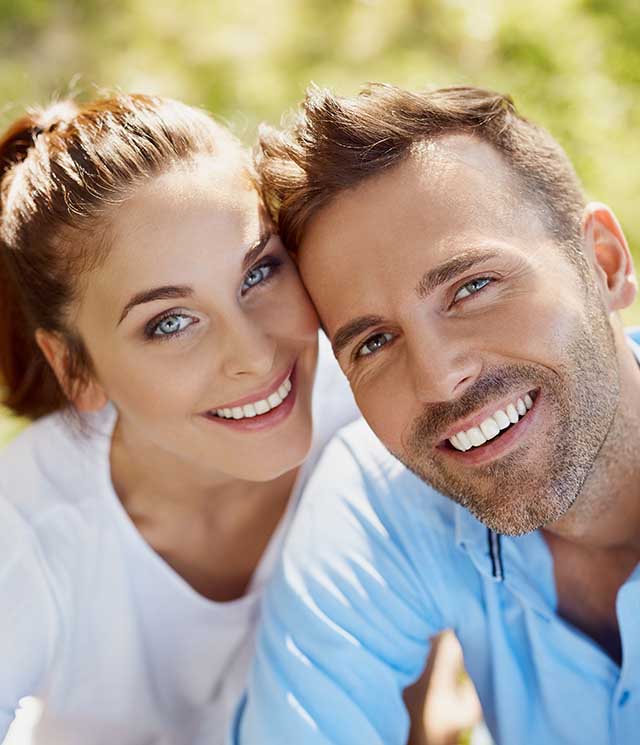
[{"left": 201, "top": 362, "right": 299, "bottom": 432}]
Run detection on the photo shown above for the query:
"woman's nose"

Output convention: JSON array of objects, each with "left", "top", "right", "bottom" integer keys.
[{"left": 221, "top": 314, "right": 277, "bottom": 379}]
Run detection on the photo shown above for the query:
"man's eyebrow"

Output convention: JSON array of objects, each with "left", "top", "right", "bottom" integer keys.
[
  {"left": 332, "top": 315, "right": 386, "bottom": 359},
  {"left": 118, "top": 286, "right": 194, "bottom": 325},
  {"left": 415, "top": 248, "right": 501, "bottom": 299},
  {"left": 117, "top": 234, "right": 272, "bottom": 327},
  {"left": 330, "top": 248, "right": 502, "bottom": 357}
]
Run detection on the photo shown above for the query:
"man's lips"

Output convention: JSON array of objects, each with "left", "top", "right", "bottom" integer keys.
[
  {"left": 438, "top": 388, "right": 539, "bottom": 446},
  {"left": 438, "top": 390, "right": 542, "bottom": 466}
]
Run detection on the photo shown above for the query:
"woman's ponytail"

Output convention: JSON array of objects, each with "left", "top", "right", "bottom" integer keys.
[{"left": 0, "top": 113, "right": 67, "bottom": 418}]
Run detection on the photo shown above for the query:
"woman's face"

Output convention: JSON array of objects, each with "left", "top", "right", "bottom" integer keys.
[{"left": 73, "top": 155, "right": 319, "bottom": 482}]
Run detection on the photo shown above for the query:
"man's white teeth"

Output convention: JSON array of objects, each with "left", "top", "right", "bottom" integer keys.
[
  {"left": 214, "top": 377, "right": 292, "bottom": 419},
  {"left": 479, "top": 417, "right": 500, "bottom": 440},
  {"left": 493, "top": 410, "right": 511, "bottom": 430},
  {"left": 506, "top": 403, "right": 519, "bottom": 424},
  {"left": 448, "top": 394, "right": 535, "bottom": 452}
]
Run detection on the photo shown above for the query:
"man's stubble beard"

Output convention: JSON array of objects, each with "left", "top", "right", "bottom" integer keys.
[{"left": 398, "top": 292, "right": 620, "bottom": 536}]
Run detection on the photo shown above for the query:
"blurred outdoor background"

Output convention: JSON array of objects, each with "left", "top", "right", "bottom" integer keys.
[{"left": 0, "top": 0, "right": 639, "bottom": 449}]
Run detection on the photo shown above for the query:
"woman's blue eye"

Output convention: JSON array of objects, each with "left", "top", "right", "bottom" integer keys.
[
  {"left": 357, "top": 332, "right": 394, "bottom": 358},
  {"left": 242, "top": 264, "right": 272, "bottom": 292},
  {"left": 453, "top": 277, "right": 492, "bottom": 303},
  {"left": 150, "top": 314, "right": 194, "bottom": 338}
]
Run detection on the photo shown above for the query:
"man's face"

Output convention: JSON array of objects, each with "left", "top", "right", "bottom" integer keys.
[{"left": 298, "top": 135, "right": 620, "bottom": 535}]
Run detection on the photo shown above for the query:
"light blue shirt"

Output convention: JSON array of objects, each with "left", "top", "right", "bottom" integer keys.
[{"left": 234, "top": 340, "right": 640, "bottom": 745}]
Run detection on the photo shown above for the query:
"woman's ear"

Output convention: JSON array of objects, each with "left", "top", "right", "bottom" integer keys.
[
  {"left": 35, "top": 329, "right": 108, "bottom": 412},
  {"left": 582, "top": 202, "right": 637, "bottom": 311}
]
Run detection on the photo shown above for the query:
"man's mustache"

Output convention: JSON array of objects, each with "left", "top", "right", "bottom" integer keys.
[{"left": 408, "top": 364, "right": 543, "bottom": 449}]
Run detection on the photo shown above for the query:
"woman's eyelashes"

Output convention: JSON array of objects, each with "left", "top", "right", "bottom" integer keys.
[
  {"left": 240, "top": 256, "right": 283, "bottom": 296},
  {"left": 143, "top": 256, "right": 285, "bottom": 342},
  {"left": 145, "top": 311, "right": 198, "bottom": 341}
]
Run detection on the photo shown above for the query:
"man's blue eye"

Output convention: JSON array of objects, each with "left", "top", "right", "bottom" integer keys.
[
  {"left": 357, "top": 332, "right": 394, "bottom": 358},
  {"left": 453, "top": 277, "right": 492, "bottom": 303},
  {"left": 150, "top": 314, "right": 194, "bottom": 338}
]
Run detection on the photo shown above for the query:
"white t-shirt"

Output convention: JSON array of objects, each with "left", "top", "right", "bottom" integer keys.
[{"left": 0, "top": 334, "right": 358, "bottom": 745}]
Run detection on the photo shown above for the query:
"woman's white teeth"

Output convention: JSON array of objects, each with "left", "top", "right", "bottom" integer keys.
[
  {"left": 214, "top": 376, "right": 292, "bottom": 419},
  {"left": 449, "top": 394, "right": 535, "bottom": 452},
  {"left": 243, "top": 403, "right": 257, "bottom": 418},
  {"left": 254, "top": 400, "right": 270, "bottom": 415}
]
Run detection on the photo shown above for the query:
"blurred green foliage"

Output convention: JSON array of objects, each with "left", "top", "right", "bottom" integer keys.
[
  {"left": 1, "top": 0, "right": 639, "bottom": 268},
  {"left": 0, "top": 0, "right": 639, "bottom": 442}
]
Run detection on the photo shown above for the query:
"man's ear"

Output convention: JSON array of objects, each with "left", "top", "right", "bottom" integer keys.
[
  {"left": 582, "top": 202, "right": 637, "bottom": 312},
  {"left": 35, "top": 329, "right": 108, "bottom": 412}
]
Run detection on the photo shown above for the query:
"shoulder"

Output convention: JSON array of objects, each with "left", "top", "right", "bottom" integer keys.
[
  {"left": 0, "top": 406, "right": 113, "bottom": 520},
  {"left": 0, "top": 406, "right": 116, "bottom": 601},
  {"left": 325, "top": 418, "right": 457, "bottom": 536},
  {"left": 286, "top": 418, "right": 462, "bottom": 621}
]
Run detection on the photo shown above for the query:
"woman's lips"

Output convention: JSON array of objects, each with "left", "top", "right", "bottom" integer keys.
[
  {"left": 200, "top": 365, "right": 298, "bottom": 433},
  {"left": 205, "top": 364, "right": 295, "bottom": 413}
]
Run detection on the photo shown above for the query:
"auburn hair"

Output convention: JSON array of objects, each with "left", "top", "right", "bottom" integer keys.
[
  {"left": 0, "top": 93, "right": 243, "bottom": 419},
  {"left": 256, "top": 83, "right": 586, "bottom": 259}
]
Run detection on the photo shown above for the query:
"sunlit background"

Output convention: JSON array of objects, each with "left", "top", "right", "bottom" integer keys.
[
  {"left": 0, "top": 4, "right": 638, "bottom": 743},
  {"left": 1, "top": 0, "right": 639, "bottom": 448}
]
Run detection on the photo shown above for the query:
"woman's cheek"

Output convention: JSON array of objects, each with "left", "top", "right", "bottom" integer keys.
[{"left": 281, "top": 279, "right": 321, "bottom": 338}]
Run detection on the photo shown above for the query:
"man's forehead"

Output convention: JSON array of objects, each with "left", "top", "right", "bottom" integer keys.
[{"left": 300, "top": 133, "right": 542, "bottom": 263}]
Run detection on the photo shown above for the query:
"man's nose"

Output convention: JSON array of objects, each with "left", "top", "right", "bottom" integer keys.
[
  {"left": 405, "top": 325, "right": 481, "bottom": 404},
  {"left": 221, "top": 312, "right": 277, "bottom": 379}
]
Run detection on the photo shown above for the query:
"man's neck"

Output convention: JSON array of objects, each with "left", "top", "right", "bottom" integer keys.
[{"left": 544, "top": 330, "right": 640, "bottom": 555}]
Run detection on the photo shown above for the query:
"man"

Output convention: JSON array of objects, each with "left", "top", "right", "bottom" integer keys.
[{"left": 233, "top": 85, "right": 640, "bottom": 744}]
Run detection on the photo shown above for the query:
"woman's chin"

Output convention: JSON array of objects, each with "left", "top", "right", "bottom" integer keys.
[{"left": 238, "top": 442, "right": 311, "bottom": 483}]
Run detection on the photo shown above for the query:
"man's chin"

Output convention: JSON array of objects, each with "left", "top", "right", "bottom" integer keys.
[{"left": 403, "top": 454, "right": 576, "bottom": 536}]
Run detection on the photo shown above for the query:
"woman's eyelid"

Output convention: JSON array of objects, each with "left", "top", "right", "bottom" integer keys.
[
  {"left": 145, "top": 308, "right": 199, "bottom": 339},
  {"left": 241, "top": 255, "right": 283, "bottom": 294}
]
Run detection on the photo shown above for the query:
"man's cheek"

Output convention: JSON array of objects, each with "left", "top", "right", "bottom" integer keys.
[{"left": 358, "top": 392, "right": 413, "bottom": 454}]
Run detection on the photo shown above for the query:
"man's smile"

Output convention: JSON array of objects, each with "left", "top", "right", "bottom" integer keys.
[
  {"left": 442, "top": 389, "right": 539, "bottom": 451},
  {"left": 436, "top": 388, "right": 542, "bottom": 466}
]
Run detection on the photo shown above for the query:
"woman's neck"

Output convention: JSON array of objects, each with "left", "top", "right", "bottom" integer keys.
[{"left": 109, "top": 416, "right": 299, "bottom": 601}]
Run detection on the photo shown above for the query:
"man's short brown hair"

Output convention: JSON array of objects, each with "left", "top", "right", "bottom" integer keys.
[{"left": 256, "top": 84, "right": 587, "bottom": 265}]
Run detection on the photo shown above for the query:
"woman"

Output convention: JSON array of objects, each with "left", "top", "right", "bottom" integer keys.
[{"left": 0, "top": 93, "right": 358, "bottom": 745}]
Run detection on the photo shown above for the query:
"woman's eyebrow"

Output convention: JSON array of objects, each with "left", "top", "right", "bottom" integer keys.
[
  {"left": 241, "top": 233, "right": 272, "bottom": 273},
  {"left": 118, "top": 285, "right": 193, "bottom": 325},
  {"left": 117, "top": 235, "right": 273, "bottom": 327}
]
